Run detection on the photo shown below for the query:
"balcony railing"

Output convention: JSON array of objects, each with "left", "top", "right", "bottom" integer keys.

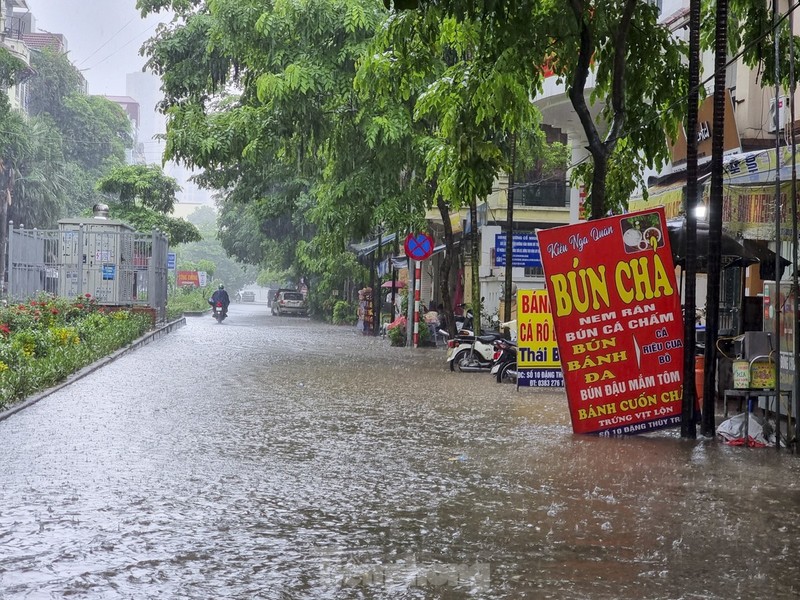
[{"left": 512, "top": 181, "right": 569, "bottom": 208}]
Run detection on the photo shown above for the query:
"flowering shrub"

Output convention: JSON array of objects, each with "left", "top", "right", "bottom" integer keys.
[
  {"left": 0, "top": 293, "right": 151, "bottom": 410},
  {"left": 385, "top": 314, "right": 431, "bottom": 346},
  {"left": 386, "top": 315, "right": 407, "bottom": 346}
]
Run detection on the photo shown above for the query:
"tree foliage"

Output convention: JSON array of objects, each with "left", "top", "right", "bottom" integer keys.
[
  {"left": 0, "top": 48, "right": 30, "bottom": 289},
  {"left": 356, "top": 8, "right": 552, "bottom": 332},
  {"left": 139, "top": 0, "right": 572, "bottom": 327},
  {"left": 10, "top": 117, "right": 71, "bottom": 229},
  {"left": 97, "top": 164, "right": 181, "bottom": 213},
  {"left": 109, "top": 202, "right": 202, "bottom": 245},
  {"left": 408, "top": 0, "right": 688, "bottom": 218},
  {"left": 28, "top": 49, "right": 132, "bottom": 177},
  {"left": 0, "top": 47, "right": 27, "bottom": 87},
  {"left": 60, "top": 94, "right": 132, "bottom": 175},
  {"left": 27, "top": 49, "right": 85, "bottom": 121},
  {"left": 97, "top": 164, "right": 201, "bottom": 245},
  {"left": 178, "top": 205, "right": 253, "bottom": 291},
  {"left": 139, "top": 0, "right": 388, "bottom": 301}
]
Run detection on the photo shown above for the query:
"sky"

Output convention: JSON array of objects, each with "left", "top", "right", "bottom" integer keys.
[
  {"left": 28, "top": 0, "right": 171, "bottom": 96},
  {"left": 27, "top": 1, "right": 211, "bottom": 204}
]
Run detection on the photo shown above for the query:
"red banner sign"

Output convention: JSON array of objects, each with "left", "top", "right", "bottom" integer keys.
[
  {"left": 536, "top": 207, "right": 684, "bottom": 435},
  {"left": 176, "top": 270, "right": 200, "bottom": 288}
]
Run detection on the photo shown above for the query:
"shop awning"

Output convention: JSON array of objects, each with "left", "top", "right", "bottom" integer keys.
[
  {"left": 742, "top": 239, "right": 792, "bottom": 280},
  {"left": 350, "top": 232, "right": 398, "bottom": 258},
  {"left": 389, "top": 243, "right": 448, "bottom": 269},
  {"left": 667, "top": 217, "right": 759, "bottom": 272}
]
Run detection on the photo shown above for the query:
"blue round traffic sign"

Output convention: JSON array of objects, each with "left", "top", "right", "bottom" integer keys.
[{"left": 404, "top": 233, "right": 434, "bottom": 260}]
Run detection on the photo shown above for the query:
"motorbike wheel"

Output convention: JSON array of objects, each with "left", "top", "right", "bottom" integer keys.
[
  {"left": 455, "top": 350, "right": 477, "bottom": 372},
  {"left": 450, "top": 349, "right": 469, "bottom": 372},
  {"left": 499, "top": 361, "right": 517, "bottom": 384}
]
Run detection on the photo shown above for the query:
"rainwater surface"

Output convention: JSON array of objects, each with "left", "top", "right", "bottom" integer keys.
[{"left": 1, "top": 303, "right": 799, "bottom": 599}]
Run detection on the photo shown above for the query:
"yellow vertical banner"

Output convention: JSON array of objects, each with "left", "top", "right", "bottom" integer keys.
[{"left": 517, "top": 290, "right": 563, "bottom": 387}]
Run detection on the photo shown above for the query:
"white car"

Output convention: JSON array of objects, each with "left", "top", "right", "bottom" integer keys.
[{"left": 271, "top": 290, "right": 307, "bottom": 316}]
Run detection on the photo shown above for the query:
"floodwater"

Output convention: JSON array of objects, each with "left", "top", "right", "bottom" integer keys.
[{"left": 1, "top": 303, "right": 799, "bottom": 599}]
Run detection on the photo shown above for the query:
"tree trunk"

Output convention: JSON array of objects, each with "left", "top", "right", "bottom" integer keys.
[
  {"left": 437, "top": 196, "right": 457, "bottom": 338},
  {"left": 0, "top": 160, "right": 11, "bottom": 298},
  {"left": 567, "top": 0, "right": 637, "bottom": 220},
  {"left": 469, "top": 197, "right": 481, "bottom": 336},
  {"left": 589, "top": 154, "right": 609, "bottom": 220}
]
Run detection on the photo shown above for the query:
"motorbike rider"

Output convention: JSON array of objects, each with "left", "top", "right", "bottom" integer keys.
[{"left": 209, "top": 284, "right": 231, "bottom": 318}]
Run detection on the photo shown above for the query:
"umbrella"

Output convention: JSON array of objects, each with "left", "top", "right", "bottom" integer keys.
[
  {"left": 666, "top": 217, "right": 759, "bottom": 272},
  {"left": 381, "top": 280, "right": 407, "bottom": 289}
]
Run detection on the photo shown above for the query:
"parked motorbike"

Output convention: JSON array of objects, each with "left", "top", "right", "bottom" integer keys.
[
  {"left": 437, "top": 304, "right": 473, "bottom": 341},
  {"left": 212, "top": 301, "right": 227, "bottom": 323},
  {"left": 490, "top": 338, "right": 517, "bottom": 384},
  {"left": 454, "top": 304, "right": 473, "bottom": 333},
  {"left": 447, "top": 331, "right": 504, "bottom": 372}
]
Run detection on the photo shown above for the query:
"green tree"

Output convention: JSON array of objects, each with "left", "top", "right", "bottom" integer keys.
[
  {"left": 27, "top": 48, "right": 85, "bottom": 121},
  {"left": 0, "top": 47, "right": 29, "bottom": 292},
  {"left": 139, "top": 0, "right": 387, "bottom": 307},
  {"left": 98, "top": 164, "right": 181, "bottom": 213},
  {"left": 140, "top": 0, "right": 571, "bottom": 330},
  {"left": 357, "top": 9, "right": 549, "bottom": 334},
  {"left": 60, "top": 94, "right": 132, "bottom": 176},
  {"left": 97, "top": 164, "right": 202, "bottom": 244},
  {"left": 177, "top": 205, "right": 253, "bottom": 292},
  {"left": 389, "top": 0, "right": 688, "bottom": 219},
  {"left": 25, "top": 47, "right": 133, "bottom": 213},
  {"left": 10, "top": 117, "right": 71, "bottom": 229}
]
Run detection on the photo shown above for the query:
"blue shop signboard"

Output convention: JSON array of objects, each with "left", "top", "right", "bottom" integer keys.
[{"left": 494, "top": 233, "right": 542, "bottom": 267}]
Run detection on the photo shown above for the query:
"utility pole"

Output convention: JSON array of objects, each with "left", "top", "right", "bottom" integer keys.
[
  {"left": 503, "top": 134, "right": 517, "bottom": 325},
  {"left": 772, "top": 0, "right": 783, "bottom": 446},
  {"left": 682, "top": 0, "right": 701, "bottom": 438},
  {"left": 790, "top": 2, "right": 799, "bottom": 448},
  {"left": 702, "top": 0, "right": 729, "bottom": 437}
]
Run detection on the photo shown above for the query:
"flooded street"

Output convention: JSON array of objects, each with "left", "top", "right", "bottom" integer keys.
[{"left": 1, "top": 303, "right": 800, "bottom": 599}]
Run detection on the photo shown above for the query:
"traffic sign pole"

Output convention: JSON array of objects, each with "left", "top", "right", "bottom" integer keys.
[{"left": 413, "top": 260, "right": 422, "bottom": 348}]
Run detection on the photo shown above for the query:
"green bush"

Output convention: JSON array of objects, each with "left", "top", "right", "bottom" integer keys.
[
  {"left": 386, "top": 315, "right": 407, "bottom": 346},
  {"left": 166, "top": 287, "right": 210, "bottom": 320},
  {"left": 418, "top": 319, "right": 431, "bottom": 344},
  {"left": 332, "top": 300, "right": 357, "bottom": 325}
]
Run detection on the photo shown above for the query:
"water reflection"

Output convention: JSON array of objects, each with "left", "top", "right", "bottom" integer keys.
[{"left": 0, "top": 304, "right": 799, "bottom": 598}]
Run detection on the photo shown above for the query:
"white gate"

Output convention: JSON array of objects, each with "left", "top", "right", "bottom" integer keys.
[{"left": 7, "top": 222, "right": 169, "bottom": 323}]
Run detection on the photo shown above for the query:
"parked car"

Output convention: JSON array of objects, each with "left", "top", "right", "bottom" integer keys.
[{"left": 272, "top": 290, "right": 307, "bottom": 316}]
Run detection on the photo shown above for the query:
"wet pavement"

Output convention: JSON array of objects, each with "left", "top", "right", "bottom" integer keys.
[{"left": 1, "top": 303, "right": 800, "bottom": 599}]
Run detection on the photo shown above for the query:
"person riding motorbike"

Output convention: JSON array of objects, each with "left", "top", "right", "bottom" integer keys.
[{"left": 209, "top": 284, "right": 231, "bottom": 318}]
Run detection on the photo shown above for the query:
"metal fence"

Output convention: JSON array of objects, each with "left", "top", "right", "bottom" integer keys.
[
  {"left": 513, "top": 181, "right": 570, "bottom": 208},
  {"left": 7, "top": 223, "right": 169, "bottom": 323}
]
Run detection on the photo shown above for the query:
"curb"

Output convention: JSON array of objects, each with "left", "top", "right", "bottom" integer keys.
[{"left": 0, "top": 317, "right": 187, "bottom": 423}]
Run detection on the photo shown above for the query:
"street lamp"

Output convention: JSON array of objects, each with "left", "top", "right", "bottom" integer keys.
[{"left": 694, "top": 203, "right": 707, "bottom": 220}]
